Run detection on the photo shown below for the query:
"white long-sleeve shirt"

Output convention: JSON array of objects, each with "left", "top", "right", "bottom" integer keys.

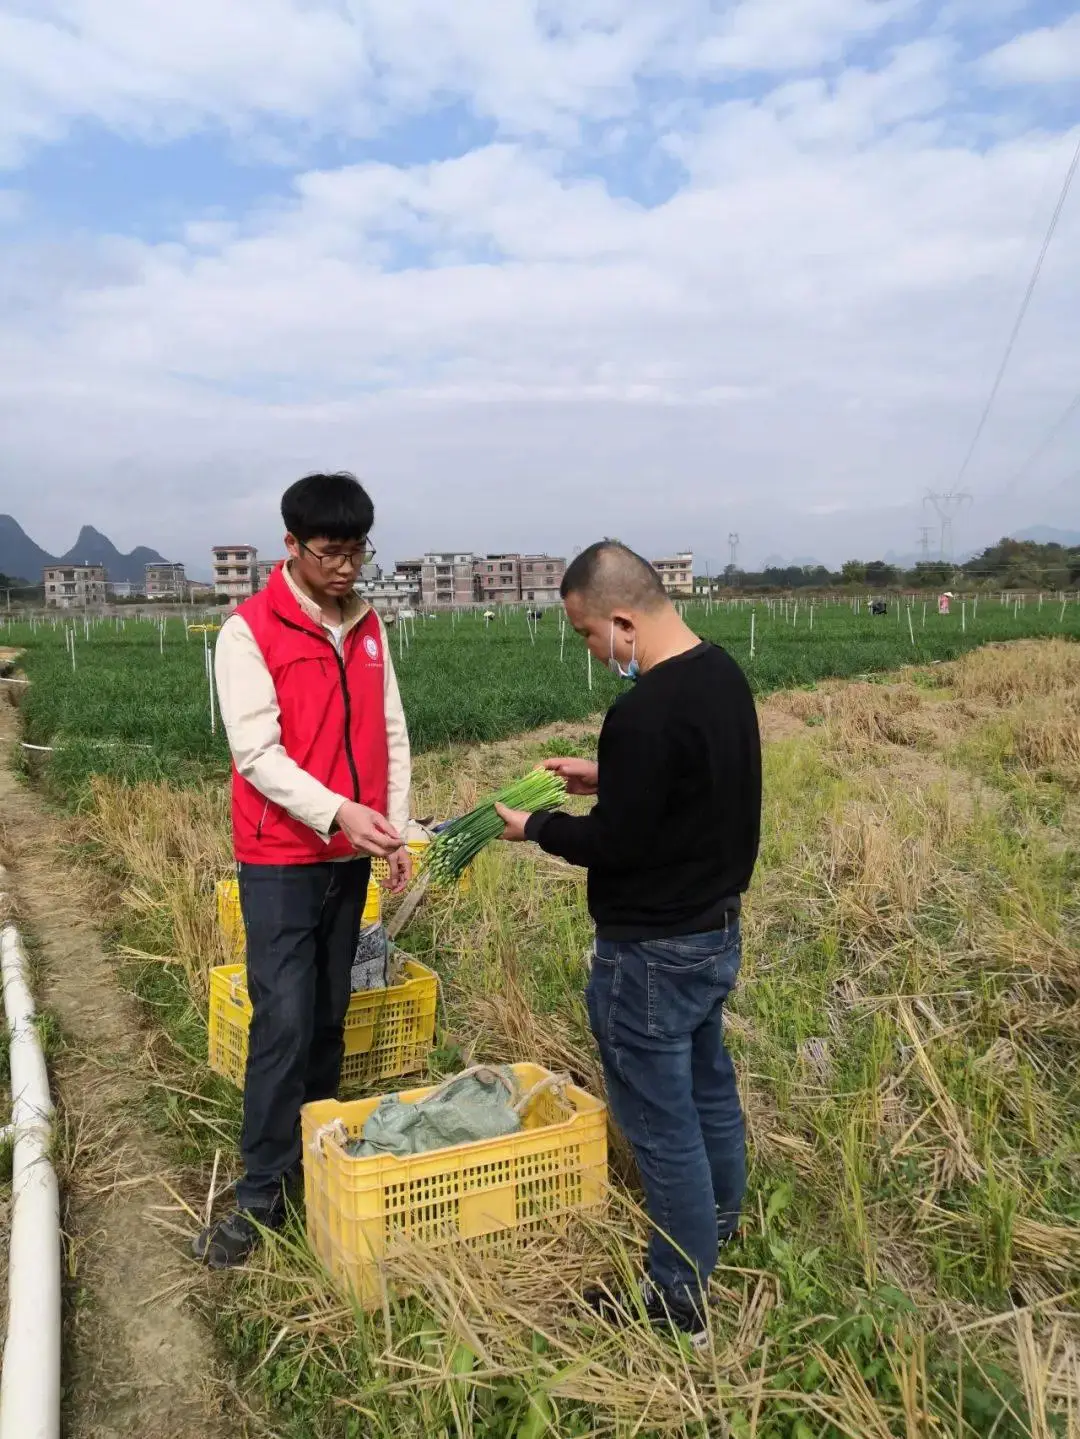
[{"left": 214, "top": 565, "right": 411, "bottom": 843}]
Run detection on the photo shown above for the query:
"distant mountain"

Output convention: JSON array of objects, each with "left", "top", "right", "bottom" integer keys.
[
  {"left": 0, "top": 515, "right": 168, "bottom": 586},
  {"left": 0, "top": 515, "right": 53, "bottom": 585},
  {"left": 59, "top": 525, "right": 169, "bottom": 584},
  {"left": 754, "top": 554, "right": 827, "bottom": 571},
  {"left": 1011, "top": 525, "right": 1080, "bottom": 547}
]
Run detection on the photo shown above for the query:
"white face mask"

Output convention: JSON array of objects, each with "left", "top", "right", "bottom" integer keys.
[{"left": 608, "top": 621, "right": 639, "bottom": 681}]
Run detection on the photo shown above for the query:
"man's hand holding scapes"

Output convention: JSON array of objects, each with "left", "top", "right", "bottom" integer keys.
[
  {"left": 335, "top": 800, "right": 402, "bottom": 858},
  {"left": 494, "top": 803, "right": 530, "bottom": 842},
  {"left": 382, "top": 847, "right": 413, "bottom": 895},
  {"left": 542, "top": 756, "right": 598, "bottom": 796}
]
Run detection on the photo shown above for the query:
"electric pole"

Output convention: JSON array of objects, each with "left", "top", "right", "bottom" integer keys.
[
  {"left": 726, "top": 533, "right": 740, "bottom": 591},
  {"left": 923, "top": 491, "right": 972, "bottom": 561}
]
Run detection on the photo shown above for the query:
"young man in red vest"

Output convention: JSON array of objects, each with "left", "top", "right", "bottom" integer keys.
[{"left": 193, "top": 472, "right": 412, "bottom": 1268}]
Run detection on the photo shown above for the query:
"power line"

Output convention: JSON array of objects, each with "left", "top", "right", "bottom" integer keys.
[
  {"left": 954, "top": 131, "right": 1080, "bottom": 487},
  {"left": 1005, "top": 389, "right": 1080, "bottom": 491}
]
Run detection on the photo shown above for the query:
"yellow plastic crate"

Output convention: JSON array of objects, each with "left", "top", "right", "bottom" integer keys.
[
  {"left": 207, "top": 959, "right": 439, "bottom": 1089},
  {"left": 216, "top": 877, "right": 247, "bottom": 961},
  {"left": 301, "top": 1063, "right": 608, "bottom": 1307},
  {"left": 215, "top": 874, "right": 381, "bottom": 962},
  {"left": 372, "top": 836, "right": 472, "bottom": 894}
]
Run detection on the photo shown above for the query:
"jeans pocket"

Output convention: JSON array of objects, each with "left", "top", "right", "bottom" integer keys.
[
  {"left": 644, "top": 947, "right": 724, "bottom": 1040},
  {"left": 585, "top": 944, "right": 616, "bottom": 1044}
]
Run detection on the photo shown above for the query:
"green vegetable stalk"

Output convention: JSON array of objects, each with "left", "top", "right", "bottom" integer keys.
[{"left": 427, "top": 769, "right": 567, "bottom": 881}]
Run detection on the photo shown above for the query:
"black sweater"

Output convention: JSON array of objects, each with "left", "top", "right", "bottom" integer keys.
[{"left": 525, "top": 642, "right": 761, "bottom": 940}]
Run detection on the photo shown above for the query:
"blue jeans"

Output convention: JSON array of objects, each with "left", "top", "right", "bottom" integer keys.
[
  {"left": 587, "top": 923, "right": 745, "bottom": 1304},
  {"left": 236, "top": 858, "right": 370, "bottom": 1213}
]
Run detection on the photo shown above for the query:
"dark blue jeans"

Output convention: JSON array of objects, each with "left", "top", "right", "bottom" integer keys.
[
  {"left": 236, "top": 858, "right": 370, "bottom": 1214},
  {"left": 587, "top": 923, "right": 745, "bottom": 1304}
]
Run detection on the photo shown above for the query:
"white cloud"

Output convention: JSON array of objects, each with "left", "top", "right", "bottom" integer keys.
[
  {"left": 5, "top": 113, "right": 1080, "bottom": 554},
  {"left": 0, "top": 1, "right": 370, "bottom": 166},
  {"left": 697, "top": 0, "right": 917, "bottom": 73},
  {"left": 980, "top": 13, "right": 1080, "bottom": 85},
  {"left": 349, "top": 0, "right": 678, "bottom": 138},
  {"left": 1, "top": 5, "right": 1080, "bottom": 568},
  {"left": 755, "top": 38, "right": 954, "bottom": 146},
  {"left": 0, "top": 0, "right": 658, "bottom": 163},
  {"left": 0, "top": 0, "right": 950, "bottom": 167}
]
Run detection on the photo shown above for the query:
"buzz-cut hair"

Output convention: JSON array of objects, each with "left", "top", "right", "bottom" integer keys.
[{"left": 560, "top": 540, "right": 668, "bottom": 615}]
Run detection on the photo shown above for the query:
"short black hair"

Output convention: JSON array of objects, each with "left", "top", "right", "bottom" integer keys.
[
  {"left": 561, "top": 540, "right": 668, "bottom": 614},
  {"left": 281, "top": 472, "right": 374, "bottom": 544}
]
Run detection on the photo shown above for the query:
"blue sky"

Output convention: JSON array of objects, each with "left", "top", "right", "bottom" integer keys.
[{"left": 1, "top": 0, "right": 1079, "bottom": 572}]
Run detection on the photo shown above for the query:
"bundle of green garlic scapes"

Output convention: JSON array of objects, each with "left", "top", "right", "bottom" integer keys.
[{"left": 427, "top": 769, "right": 567, "bottom": 882}]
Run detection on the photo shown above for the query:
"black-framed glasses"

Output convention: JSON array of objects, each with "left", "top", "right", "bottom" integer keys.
[{"left": 300, "top": 540, "right": 376, "bottom": 571}]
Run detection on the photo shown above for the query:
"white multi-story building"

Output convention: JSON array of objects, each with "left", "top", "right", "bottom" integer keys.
[
  {"left": 145, "top": 561, "right": 187, "bottom": 599},
  {"left": 356, "top": 569, "right": 422, "bottom": 614},
  {"left": 418, "top": 551, "right": 568, "bottom": 607},
  {"left": 519, "top": 554, "right": 566, "bottom": 605},
  {"left": 43, "top": 564, "right": 107, "bottom": 608},
  {"left": 651, "top": 551, "right": 694, "bottom": 597},
  {"left": 395, "top": 559, "right": 423, "bottom": 590},
  {"left": 255, "top": 559, "right": 281, "bottom": 591},
  {"left": 420, "top": 553, "right": 478, "bottom": 608},
  {"left": 475, "top": 554, "right": 522, "bottom": 605},
  {"left": 212, "top": 545, "right": 258, "bottom": 601}
]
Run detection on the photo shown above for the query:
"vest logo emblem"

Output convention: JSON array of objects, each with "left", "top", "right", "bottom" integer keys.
[{"left": 364, "top": 635, "right": 379, "bottom": 661}]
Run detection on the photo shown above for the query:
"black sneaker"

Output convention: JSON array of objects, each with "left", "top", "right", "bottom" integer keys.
[
  {"left": 584, "top": 1279, "right": 710, "bottom": 1349},
  {"left": 191, "top": 1208, "right": 282, "bottom": 1270}
]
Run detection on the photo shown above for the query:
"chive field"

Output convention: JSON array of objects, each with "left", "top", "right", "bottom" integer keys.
[
  {"left": 4, "top": 596, "right": 1079, "bottom": 793},
  {"left": 3, "top": 609, "right": 1079, "bottom": 1435},
  {"left": 64, "top": 638, "right": 1080, "bottom": 1437}
]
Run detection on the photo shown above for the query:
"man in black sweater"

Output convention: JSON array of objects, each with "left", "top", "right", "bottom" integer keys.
[{"left": 497, "top": 541, "right": 761, "bottom": 1342}]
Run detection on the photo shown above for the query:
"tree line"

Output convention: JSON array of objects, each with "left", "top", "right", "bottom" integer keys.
[{"left": 714, "top": 538, "right": 1080, "bottom": 593}]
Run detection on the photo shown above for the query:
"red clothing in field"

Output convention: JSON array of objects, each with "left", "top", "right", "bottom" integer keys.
[{"left": 231, "top": 566, "right": 389, "bottom": 863}]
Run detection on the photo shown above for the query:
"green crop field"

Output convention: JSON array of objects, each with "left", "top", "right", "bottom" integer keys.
[
  {"left": 3, "top": 595, "right": 1079, "bottom": 793},
  {"left": 4, "top": 604, "right": 1080, "bottom": 1436}
]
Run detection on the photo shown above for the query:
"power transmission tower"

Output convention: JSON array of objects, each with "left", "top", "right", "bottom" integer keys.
[
  {"left": 918, "top": 527, "right": 933, "bottom": 561},
  {"left": 923, "top": 491, "right": 972, "bottom": 561}
]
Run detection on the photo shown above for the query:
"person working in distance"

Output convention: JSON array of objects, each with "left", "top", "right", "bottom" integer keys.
[
  {"left": 496, "top": 541, "right": 761, "bottom": 1342},
  {"left": 194, "top": 471, "right": 412, "bottom": 1268}
]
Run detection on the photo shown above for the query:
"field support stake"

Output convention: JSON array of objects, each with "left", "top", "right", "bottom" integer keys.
[{"left": 0, "top": 876, "right": 61, "bottom": 1439}]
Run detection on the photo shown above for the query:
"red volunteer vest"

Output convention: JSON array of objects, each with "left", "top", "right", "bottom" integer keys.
[{"left": 231, "top": 565, "right": 389, "bottom": 864}]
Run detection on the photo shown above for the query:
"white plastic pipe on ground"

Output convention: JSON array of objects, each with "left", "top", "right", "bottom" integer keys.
[{"left": 0, "top": 881, "right": 61, "bottom": 1439}]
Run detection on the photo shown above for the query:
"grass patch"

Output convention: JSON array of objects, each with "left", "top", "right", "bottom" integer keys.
[{"left": 14, "top": 638, "right": 1080, "bottom": 1435}]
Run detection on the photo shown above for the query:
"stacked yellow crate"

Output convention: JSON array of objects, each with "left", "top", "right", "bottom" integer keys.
[
  {"left": 215, "top": 875, "right": 380, "bottom": 962},
  {"left": 208, "top": 875, "right": 437, "bottom": 1088}
]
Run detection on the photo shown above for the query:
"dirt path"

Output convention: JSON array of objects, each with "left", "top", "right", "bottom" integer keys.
[{"left": 0, "top": 698, "right": 266, "bottom": 1439}]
